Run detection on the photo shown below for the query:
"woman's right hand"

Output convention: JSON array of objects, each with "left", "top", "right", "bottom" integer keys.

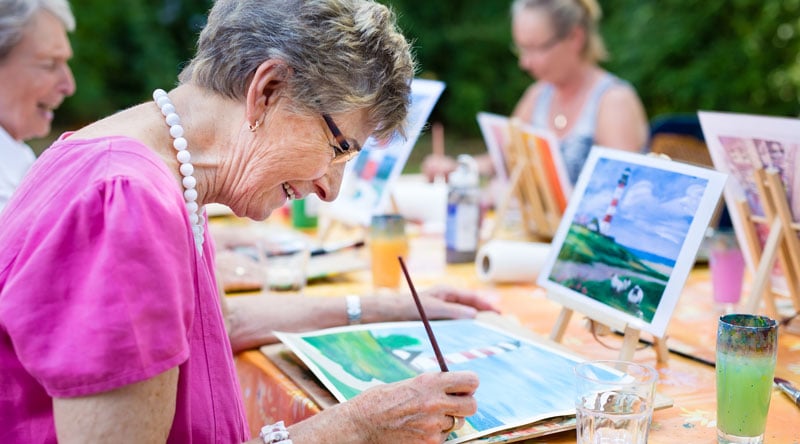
[{"left": 289, "top": 370, "right": 479, "bottom": 443}]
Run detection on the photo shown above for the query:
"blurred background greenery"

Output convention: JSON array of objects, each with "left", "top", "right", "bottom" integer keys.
[{"left": 35, "top": 0, "right": 800, "bottom": 171}]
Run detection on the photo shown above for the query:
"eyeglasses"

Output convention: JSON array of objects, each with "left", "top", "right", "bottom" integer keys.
[
  {"left": 322, "top": 113, "right": 360, "bottom": 164},
  {"left": 510, "top": 34, "right": 562, "bottom": 57}
]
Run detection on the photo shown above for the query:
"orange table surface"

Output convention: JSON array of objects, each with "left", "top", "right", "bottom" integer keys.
[{"left": 229, "top": 225, "right": 800, "bottom": 443}]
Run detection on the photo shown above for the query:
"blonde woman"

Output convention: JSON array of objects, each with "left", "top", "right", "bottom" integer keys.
[
  {"left": 511, "top": 0, "right": 648, "bottom": 183},
  {"left": 423, "top": 0, "right": 648, "bottom": 185}
]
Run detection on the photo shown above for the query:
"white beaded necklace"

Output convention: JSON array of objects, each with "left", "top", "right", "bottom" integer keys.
[{"left": 152, "top": 89, "right": 205, "bottom": 254}]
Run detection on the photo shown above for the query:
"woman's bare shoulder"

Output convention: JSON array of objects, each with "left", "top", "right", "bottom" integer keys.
[{"left": 512, "top": 82, "right": 544, "bottom": 120}]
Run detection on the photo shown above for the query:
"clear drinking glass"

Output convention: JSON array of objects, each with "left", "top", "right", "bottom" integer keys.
[
  {"left": 716, "top": 314, "right": 778, "bottom": 444},
  {"left": 257, "top": 238, "right": 310, "bottom": 293},
  {"left": 574, "top": 360, "right": 658, "bottom": 444}
]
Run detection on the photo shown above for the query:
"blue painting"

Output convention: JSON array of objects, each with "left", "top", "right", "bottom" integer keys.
[{"left": 276, "top": 319, "right": 585, "bottom": 443}]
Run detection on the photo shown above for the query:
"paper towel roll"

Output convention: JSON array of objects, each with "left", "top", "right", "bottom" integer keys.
[{"left": 476, "top": 240, "right": 551, "bottom": 283}]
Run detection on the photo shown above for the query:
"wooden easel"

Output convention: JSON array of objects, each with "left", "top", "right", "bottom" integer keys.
[
  {"left": 738, "top": 168, "right": 800, "bottom": 318},
  {"left": 491, "top": 118, "right": 564, "bottom": 241},
  {"left": 548, "top": 303, "right": 670, "bottom": 363}
]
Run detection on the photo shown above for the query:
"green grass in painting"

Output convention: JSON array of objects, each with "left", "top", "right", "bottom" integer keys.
[
  {"left": 551, "top": 223, "right": 670, "bottom": 322},
  {"left": 305, "top": 330, "right": 420, "bottom": 399}
]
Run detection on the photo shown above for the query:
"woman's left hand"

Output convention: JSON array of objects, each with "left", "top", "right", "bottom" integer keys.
[{"left": 362, "top": 285, "right": 499, "bottom": 323}]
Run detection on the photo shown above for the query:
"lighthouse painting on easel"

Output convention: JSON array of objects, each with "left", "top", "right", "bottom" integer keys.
[{"left": 538, "top": 147, "right": 727, "bottom": 338}]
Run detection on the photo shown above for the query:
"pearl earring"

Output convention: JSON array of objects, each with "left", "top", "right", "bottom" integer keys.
[{"left": 249, "top": 119, "right": 262, "bottom": 132}]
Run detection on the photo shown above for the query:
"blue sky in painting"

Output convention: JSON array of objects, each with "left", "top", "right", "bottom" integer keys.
[
  {"left": 283, "top": 319, "right": 613, "bottom": 440},
  {"left": 573, "top": 158, "right": 709, "bottom": 260}
]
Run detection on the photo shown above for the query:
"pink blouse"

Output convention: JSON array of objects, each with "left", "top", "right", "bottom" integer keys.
[{"left": 0, "top": 135, "right": 249, "bottom": 443}]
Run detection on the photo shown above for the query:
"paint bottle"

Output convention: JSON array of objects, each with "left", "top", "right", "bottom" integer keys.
[{"left": 446, "top": 154, "right": 481, "bottom": 263}]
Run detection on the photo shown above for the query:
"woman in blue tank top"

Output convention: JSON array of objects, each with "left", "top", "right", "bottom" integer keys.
[
  {"left": 511, "top": 0, "right": 649, "bottom": 184},
  {"left": 422, "top": 0, "right": 649, "bottom": 187}
]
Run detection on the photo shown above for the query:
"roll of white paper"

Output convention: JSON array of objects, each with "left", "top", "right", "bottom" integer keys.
[{"left": 475, "top": 240, "right": 551, "bottom": 283}]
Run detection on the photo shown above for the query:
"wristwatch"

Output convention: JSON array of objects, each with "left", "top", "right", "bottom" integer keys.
[
  {"left": 346, "top": 294, "right": 362, "bottom": 325},
  {"left": 260, "top": 421, "right": 292, "bottom": 444}
]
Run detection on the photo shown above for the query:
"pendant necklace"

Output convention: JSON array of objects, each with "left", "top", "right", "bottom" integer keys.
[
  {"left": 553, "top": 69, "right": 594, "bottom": 131},
  {"left": 553, "top": 113, "right": 568, "bottom": 130},
  {"left": 152, "top": 88, "right": 205, "bottom": 254}
]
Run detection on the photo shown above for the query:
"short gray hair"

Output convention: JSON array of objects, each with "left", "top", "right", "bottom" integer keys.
[
  {"left": 511, "top": 0, "right": 607, "bottom": 63},
  {"left": 0, "top": 0, "right": 75, "bottom": 60},
  {"left": 179, "top": 0, "right": 416, "bottom": 140}
]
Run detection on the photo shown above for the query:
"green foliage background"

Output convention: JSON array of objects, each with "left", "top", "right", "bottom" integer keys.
[{"left": 54, "top": 0, "right": 800, "bottom": 140}]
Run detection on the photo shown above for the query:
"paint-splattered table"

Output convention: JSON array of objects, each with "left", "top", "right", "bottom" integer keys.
[{"left": 232, "top": 230, "right": 800, "bottom": 443}]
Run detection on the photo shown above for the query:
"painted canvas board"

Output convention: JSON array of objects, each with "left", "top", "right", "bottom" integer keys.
[
  {"left": 275, "top": 319, "right": 593, "bottom": 443},
  {"left": 324, "top": 78, "right": 445, "bottom": 226},
  {"left": 477, "top": 112, "right": 512, "bottom": 183},
  {"left": 698, "top": 111, "right": 800, "bottom": 295},
  {"left": 515, "top": 121, "right": 572, "bottom": 213},
  {"left": 537, "top": 147, "right": 727, "bottom": 338},
  {"left": 476, "top": 113, "right": 571, "bottom": 205}
]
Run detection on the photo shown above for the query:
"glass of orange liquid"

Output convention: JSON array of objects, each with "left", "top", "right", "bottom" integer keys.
[{"left": 369, "top": 214, "right": 409, "bottom": 290}]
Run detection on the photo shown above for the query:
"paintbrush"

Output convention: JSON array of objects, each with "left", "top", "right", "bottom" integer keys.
[
  {"left": 398, "top": 256, "right": 449, "bottom": 372},
  {"left": 773, "top": 377, "right": 800, "bottom": 407}
]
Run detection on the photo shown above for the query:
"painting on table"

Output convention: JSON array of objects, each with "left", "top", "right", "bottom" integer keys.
[{"left": 276, "top": 318, "right": 592, "bottom": 443}]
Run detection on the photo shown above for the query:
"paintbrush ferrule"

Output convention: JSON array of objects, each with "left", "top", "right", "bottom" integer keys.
[{"left": 774, "top": 377, "right": 800, "bottom": 407}]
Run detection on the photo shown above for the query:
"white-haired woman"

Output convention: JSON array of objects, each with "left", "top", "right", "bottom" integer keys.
[
  {"left": 0, "top": 1, "right": 480, "bottom": 442},
  {"left": 0, "top": 0, "right": 75, "bottom": 212}
]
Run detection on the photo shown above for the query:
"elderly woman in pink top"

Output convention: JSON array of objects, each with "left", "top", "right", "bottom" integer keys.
[{"left": 0, "top": 0, "right": 484, "bottom": 442}]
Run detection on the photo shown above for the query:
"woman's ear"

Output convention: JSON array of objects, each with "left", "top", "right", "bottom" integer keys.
[
  {"left": 245, "top": 60, "right": 292, "bottom": 128},
  {"left": 567, "top": 25, "right": 587, "bottom": 54}
]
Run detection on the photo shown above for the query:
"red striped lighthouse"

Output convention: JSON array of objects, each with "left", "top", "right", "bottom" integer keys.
[{"left": 599, "top": 167, "right": 631, "bottom": 235}]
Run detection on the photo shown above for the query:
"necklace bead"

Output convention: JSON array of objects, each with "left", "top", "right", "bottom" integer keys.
[{"left": 153, "top": 88, "right": 204, "bottom": 253}]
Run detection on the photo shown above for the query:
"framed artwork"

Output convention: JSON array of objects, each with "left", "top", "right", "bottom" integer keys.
[
  {"left": 698, "top": 111, "right": 800, "bottom": 296},
  {"left": 323, "top": 78, "right": 445, "bottom": 226},
  {"left": 537, "top": 147, "right": 727, "bottom": 338},
  {"left": 276, "top": 318, "right": 588, "bottom": 443}
]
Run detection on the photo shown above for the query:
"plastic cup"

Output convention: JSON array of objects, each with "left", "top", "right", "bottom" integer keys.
[
  {"left": 291, "top": 196, "right": 320, "bottom": 229},
  {"left": 257, "top": 238, "right": 310, "bottom": 293},
  {"left": 369, "top": 214, "right": 408, "bottom": 290},
  {"left": 709, "top": 229, "right": 745, "bottom": 311}
]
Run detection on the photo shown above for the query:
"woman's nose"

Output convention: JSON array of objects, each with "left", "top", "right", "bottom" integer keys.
[{"left": 59, "top": 63, "right": 76, "bottom": 97}]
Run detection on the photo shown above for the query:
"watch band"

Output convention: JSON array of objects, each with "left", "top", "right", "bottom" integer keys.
[{"left": 346, "top": 294, "right": 362, "bottom": 325}]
